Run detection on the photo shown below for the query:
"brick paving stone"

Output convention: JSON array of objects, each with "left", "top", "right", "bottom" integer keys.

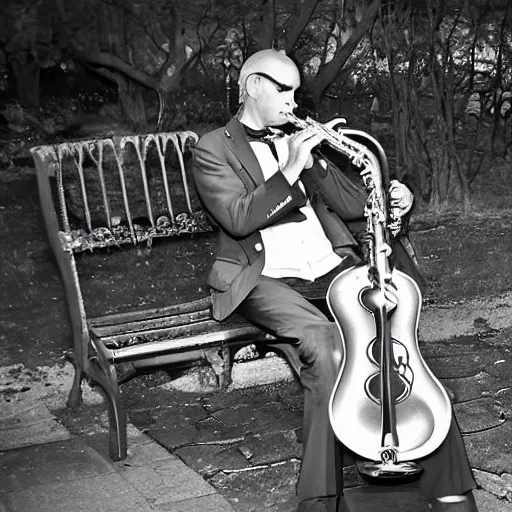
[
  {"left": 155, "top": 493, "right": 236, "bottom": 512},
  {"left": 473, "top": 469, "right": 512, "bottom": 502},
  {"left": 139, "top": 402, "right": 207, "bottom": 427},
  {"left": 238, "top": 431, "right": 301, "bottom": 466},
  {"left": 455, "top": 397, "right": 505, "bottom": 432},
  {"left": 419, "top": 339, "right": 481, "bottom": 359},
  {"left": 131, "top": 403, "right": 209, "bottom": 450},
  {"left": 485, "top": 354, "right": 512, "bottom": 380},
  {"left": 495, "top": 388, "right": 512, "bottom": 414},
  {"left": 120, "top": 458, "right": 216, "bottom": 506},
  {"left": 174, "top": 442, "right": 251, "bottom": 477},
  {"left": 1, "top": 472, "right": 153, "bottom": 512},
  {"left": 0, "top": 402, "right": 70, "bottom": 450},
  {"left": 200, "top": 387, "right": 271, "bottom": 414},
  {"left": 0, "top": 438, "right": 113, "bottom": 493},
  {"left": 115, "top": 437, "right": 177, "bottom": 468},
  {"left": 194, "top": 415, "right": 249, "bottom": 442},
  {"left": 209, "top": 459, "right": 301, "bottom": 512},
  {"left": 211, "top": 401, "right": 302, "bottom": 432},
  {"left": 464, "top": 421, "right": 512, "bottom": 475},
  {"left": 441, "top": 371, "right": 501, "bottom": 402},
  {"left": 200, "top": 381, "right": 302, "bottom": 415},
  {"left": 474, "top": 488, "right": 512, "bottom": 512},
  {"left": 426, "top": 352, "right": 504, "bottom": 379},
  {"left": 342, "top": 464, "right": 366, "bottom": 489},
  {"left": 144, "top": 417, "right": 250, "bottom": 453}
]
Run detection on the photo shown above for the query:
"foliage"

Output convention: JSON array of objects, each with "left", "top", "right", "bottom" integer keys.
[
  {"left": 1, "top": 0, "right": 511, "bottom": 208},
  {"left": 373, "top": 0, "right": 512, "bottom": 210},
  {"left": 1, "top": 0, "right": 382, "bottom": 122},
  {"left": 0, "top": 0, "right": 62, "bottom": 67}
]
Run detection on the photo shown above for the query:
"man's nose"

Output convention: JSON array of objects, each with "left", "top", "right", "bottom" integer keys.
[{"left": 285, "top": 96, "right": 297, "bottom": 109}]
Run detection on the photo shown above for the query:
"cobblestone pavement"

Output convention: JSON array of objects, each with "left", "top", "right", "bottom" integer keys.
[
  {"left": 106, "top": 328, "right": 512, "bottom": 511},
  {"left": 3, "top": 328, "right": 511, "bottom": 511}
]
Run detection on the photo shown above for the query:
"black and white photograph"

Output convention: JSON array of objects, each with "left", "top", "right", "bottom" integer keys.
[{"left": 0, "top": 1, "right": 511, "bottom": 511}]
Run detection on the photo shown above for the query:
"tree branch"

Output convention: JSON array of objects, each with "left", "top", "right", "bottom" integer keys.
[
  {"left": 79, "top": 49, "right": 160, "bottom": 90},
  {"left": 309, "top": 0, "right": 380, "bottom": 104},
  {"left": 283, "top": 0, "right": 321, "bottom": 54},
  {"left": 252, "top": 0, "right": 276, "bottom": 50}
]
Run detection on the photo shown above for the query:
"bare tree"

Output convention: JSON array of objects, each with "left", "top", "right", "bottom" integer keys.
[
  {"left": 54, "top": 0, "right": 205, "bottom": 129},
  {"left": 307, "top": 0, "right": 380, "bottom": 106},
  {"left": 283, "top": 0, "right": 322, "bottom": 53},
  {"left": 376, "top": 0, "right": 511, "bottom": 210},
  {"left": 252, "top": 0, "right": 276, "bottom": 50},
  {"left": 0, "top": 0, "right": 62, "bottom": 108}
]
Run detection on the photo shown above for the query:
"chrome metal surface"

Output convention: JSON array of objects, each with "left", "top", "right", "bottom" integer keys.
[
  {"left": 356, "top": 460, "right": 424, "bottom": 479},
  {"left": 327, "top": 266, "right": 452, "bottom": 463}
]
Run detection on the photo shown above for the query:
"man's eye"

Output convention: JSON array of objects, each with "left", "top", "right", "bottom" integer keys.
[{"left": 275, "top": 85, "right": 283, "bottom": 93}]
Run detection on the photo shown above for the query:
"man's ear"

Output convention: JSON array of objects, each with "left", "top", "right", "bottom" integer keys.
[{"left": 245, "top": 75, "right": 260, "bottom": 99}]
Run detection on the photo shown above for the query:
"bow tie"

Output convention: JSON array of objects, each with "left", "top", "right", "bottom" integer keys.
[
  {"left": 242, "top": 124, "right": 273, "bottom": 141},
  {"left": 241, "top": 123, "right": 281, "bottom": 162}
]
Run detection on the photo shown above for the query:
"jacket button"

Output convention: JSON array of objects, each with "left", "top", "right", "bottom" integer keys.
[{"left": 255, "top": 243, "right": 263, "bottom": 252}]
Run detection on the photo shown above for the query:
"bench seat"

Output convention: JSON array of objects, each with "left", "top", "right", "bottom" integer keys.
[{"left": 89, "top": 296, "right": 273, "bottom": 357}]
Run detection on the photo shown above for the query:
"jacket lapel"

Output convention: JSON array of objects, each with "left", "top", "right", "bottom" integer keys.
[{"left": 223, "top": 117, "right": 265, "bottom": 187}]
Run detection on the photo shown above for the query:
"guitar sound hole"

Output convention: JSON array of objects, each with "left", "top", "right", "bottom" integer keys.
[{"left": 365, "top": 338, "right": 413, "bottom": 405}]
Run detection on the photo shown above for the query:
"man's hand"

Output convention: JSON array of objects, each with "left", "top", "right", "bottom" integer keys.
[
  {"left": 280, "top": 128, "right": 325, "bottom": 184},
  {"left": 389, "top": 180, "right": 413, "bottom": 216}
]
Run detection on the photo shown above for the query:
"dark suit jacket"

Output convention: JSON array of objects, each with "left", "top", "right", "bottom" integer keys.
[{"left": 192, "top": 117, "right": 420, "bottom": 321}]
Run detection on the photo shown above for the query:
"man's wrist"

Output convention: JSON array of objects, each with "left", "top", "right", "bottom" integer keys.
[{"left": 280, "top": 163, "right": 300, "bottom": 185}]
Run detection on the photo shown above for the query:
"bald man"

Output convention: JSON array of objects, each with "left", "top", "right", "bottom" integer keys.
[{"left": 192, "top": 49, "right": 477, "bottom": 512}]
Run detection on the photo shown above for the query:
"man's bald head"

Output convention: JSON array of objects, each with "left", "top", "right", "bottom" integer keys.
[{"left": 238, "top": 49, "right": 300, "bottom": 103}]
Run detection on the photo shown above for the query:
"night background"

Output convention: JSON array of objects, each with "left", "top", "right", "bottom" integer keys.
[
  {"left": 1, "top": 0, "right": 511, "bottom": 207},
  {"left": 0, "top": 1, "right": 511, "bottom": 511}
]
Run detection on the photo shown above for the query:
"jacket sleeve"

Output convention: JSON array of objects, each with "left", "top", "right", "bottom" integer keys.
[
  {"left": 192, "top": 135, "right": 306, "bottom": 238},
  {"left": 301, "top": 153, "right": 367, "bottom": 222}
]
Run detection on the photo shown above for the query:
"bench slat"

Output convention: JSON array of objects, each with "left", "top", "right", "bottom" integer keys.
[
  {"left": 99, "top": 312, "right": 258, "bottom": 347},
  {"left": 91, "top": 309, "right": 212, "bottom": 339},
  {"left": 107, "top": 324, "right": 273, "bottom": 363},
  {"left": 99, "top": 318, "right": 218, "bottom": 347},
  {"left": 88, "top": 297, "right": 212, "bottom": 327}
]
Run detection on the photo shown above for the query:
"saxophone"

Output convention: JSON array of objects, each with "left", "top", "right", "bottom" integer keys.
[
  {"left": 284, "top": 112, "right": 401, "bottom": 239},
  {"left": 285, "top": 112, "right": 452, "bottom": 478}
]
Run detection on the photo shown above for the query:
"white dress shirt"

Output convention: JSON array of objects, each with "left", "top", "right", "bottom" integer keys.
[{"left": 250, "top": 136, "right": 342, "bottom": 280}]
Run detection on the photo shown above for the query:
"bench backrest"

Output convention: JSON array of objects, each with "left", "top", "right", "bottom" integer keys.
[
  {"left": 31, "top": 131, "right": 211, "bottom": 254},
  {"left": 30, "top": 131, "right": 214, "bottom": 349}
]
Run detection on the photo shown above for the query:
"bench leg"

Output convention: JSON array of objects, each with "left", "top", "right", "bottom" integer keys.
[
  {"left": 65, "top": 351, "right": 85, "bottom": 408},
  {"left": 204, "top": 346, "right": 232, "bottom": 389},
  {"left": 88, "top": 340, "right": 128, "bottom": 461}
]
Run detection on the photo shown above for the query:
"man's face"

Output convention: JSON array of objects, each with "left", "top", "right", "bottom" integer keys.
[{"left": 251, "top": 62, "right": 300, "bottom": 127}]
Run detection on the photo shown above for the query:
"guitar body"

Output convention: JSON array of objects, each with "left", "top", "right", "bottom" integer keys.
[{"left": 327, "top": 265, "right": 452, "bottom": 463}]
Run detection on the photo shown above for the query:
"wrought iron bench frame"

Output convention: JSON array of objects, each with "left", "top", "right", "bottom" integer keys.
[{"left": 30, "top": 131, "right": 282, "bottom": 462}]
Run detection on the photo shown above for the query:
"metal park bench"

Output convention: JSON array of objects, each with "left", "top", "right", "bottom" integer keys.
[{"left": 30, "top": 130, "right": 327, "bottom": 462}]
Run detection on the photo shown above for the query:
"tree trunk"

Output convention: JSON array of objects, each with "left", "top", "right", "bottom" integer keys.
[
  {"left": 10, "top": 50, "right": 41, "bottom": 108},
  {"left": 308, "top": 0, "right": 380, "bottom": 106},
  {"left": 96, "top": 2, "right": 148, "bottom": 130},
  {"left": 252, "top": 0, "right": 276, "bottom": 50},
  {"left": 118, "top": 77, "right": 147, "bottom": 131},
  {"left": 283, "top": 0, "right": 321, "bottom": 53}
]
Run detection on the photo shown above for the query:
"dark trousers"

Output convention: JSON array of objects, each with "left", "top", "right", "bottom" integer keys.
[{"left": 237, "top": 271, "right": 477, "bottom": 505}]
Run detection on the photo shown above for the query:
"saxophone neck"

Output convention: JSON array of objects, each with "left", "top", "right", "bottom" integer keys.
[{"left": 283, "top": 112, "right": 370, "bottom": 164}]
